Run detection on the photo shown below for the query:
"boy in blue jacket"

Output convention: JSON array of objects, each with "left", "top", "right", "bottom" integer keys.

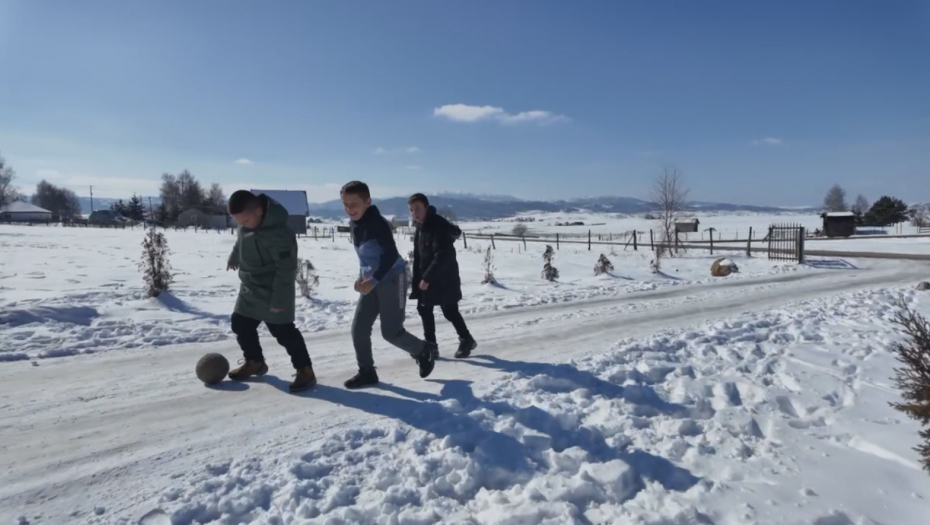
[{"left": 340, "top": 181, "right": 438, "bottom": 389}]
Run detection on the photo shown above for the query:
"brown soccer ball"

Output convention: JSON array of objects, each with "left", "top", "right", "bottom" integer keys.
[{"left": 196, "top": 353, "right": 230, "bottom": 385}]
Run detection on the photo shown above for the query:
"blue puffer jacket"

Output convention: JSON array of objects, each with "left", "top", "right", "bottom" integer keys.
[{"left": 350, "top": 205, "right": 405, "bottom": 290}]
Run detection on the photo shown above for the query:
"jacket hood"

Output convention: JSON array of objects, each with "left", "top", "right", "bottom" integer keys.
[
  {"left": 257, "top": 195, "right": 290, "bottom": 230},
  {"left": 423, "top": 206, "right": 461, "bottom": 239}
]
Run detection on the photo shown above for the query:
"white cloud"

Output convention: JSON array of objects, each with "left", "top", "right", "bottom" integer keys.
[
  {"left": 235, "top": 158, "right": 254, "bottom": 165},
  {"left": 752, "top": 138, "right": 784, "bottom": 146},
  {"left": 405, "top": 165, "right": 423, "bottom": 171},
  {"left": 374, "top": 146, "right": 421, "bottom": 154},
  {"left": 433, "top": 104, "right": 568, "bottom": 125}
]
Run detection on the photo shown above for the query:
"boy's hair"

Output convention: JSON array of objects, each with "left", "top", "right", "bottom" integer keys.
[
  {"left": 407, "top": 193, "right": 429, "bottom": 206},
  {"left": 340, "top": 181, "right": 371, "bottom": 201},
  {"left": 228, "top": 190, "right": 261, "bottom": 214}
]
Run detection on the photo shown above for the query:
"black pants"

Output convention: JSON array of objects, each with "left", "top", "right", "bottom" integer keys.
[
  {"left": 416, "top": 301, "right": 472, "bottom": 343},
  {"left": 231, "top": 313, "right": 312, "bottom": 369}
]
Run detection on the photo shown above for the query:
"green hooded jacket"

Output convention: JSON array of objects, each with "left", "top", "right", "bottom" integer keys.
[{"left": 228, "top": 195, "right": 298, "bottom": 324}]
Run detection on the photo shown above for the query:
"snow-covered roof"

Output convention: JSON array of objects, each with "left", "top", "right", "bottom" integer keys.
[
  {"left": 823, "top": 211, "right": 855, "bottom": 217},
  {"left": 0, "top": 201, "right": 52, "bottom": 214},
  {"left": 251, "top": 190, "right": 309, "bottom": 216}
]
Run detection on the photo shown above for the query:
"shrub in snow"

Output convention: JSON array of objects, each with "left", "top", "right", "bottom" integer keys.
[
  {"left": 594, "top": 254, "right": 614, "bottom": 276},
  {"left": 542, "top": 245, "right": 559, "bottom": 282},
  {"left": 295, "top": 258, "right": 319, "bottom": 298},
  {"left": 140, "top": 227, "right": 172, "bottom": 298},
  {"left": 405, "top": 250, "right": 414, "bottom": 287},
  {"left": 481, "top": 247, "right": 496, "bottom": 285},
  {"left": 890, "top": 300, "right": 930, "bottom": 473}
]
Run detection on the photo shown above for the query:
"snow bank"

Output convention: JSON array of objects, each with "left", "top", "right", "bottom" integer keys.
[{"left": 139, "top": 287, "right": 930, "bottom": 525}]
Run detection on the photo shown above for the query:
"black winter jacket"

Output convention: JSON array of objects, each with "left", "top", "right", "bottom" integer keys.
[{"left": 410, "top": 206, "right": 463, "bottom": 306}]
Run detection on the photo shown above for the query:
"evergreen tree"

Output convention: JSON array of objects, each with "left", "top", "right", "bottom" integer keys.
[
  {"left": 126, "top": 195, "right": 146, "bottom": 221},
  {"left": 864, "top": 196, "right": 908, "bottom": 227},
  {"left": 110, "top": 199, "right": 127, "bottom": 216},
  {"left": 890, "top": 300, "right": 930, "bottom": 473},
  {"left": 542, "top": 245, "right": 559, "bottom": 282}
]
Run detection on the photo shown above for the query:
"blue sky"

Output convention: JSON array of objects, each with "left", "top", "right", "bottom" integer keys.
[{"left": 1, "top": 1, "right": 927, "bottom": 205}]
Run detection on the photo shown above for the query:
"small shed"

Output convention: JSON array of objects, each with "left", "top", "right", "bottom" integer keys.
[
  {"left": 178, "top": 206, "right": 232, "bottom": 229},
  {"left": 675, "top": 218, "right": 700, "bottom": 233},
  {"left": 0, "top": 201, "right": 53, "bottom": 223},
  {"left": 821, "top": 212, "right": 856, "bottom": 238},
  {"left": 251, "top": 189, "right": 309, "bottom": 235}
]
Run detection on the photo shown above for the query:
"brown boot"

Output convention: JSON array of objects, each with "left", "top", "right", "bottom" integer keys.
[
  {"left": 228, "top": 360, "right": 268, "bottom": 381},
  {"left": 289, "top": 366, "right": 317, "bottom": 393}
]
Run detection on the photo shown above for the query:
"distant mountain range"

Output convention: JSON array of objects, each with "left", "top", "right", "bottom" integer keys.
[
  {"left": 308, "top": 194, "right": 805, "bottom": 220},
  {"left": 70, "top": 193, "right": 820, "bottom": 220}
]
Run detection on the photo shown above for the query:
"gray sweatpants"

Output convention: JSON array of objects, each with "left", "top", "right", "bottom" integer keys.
[{"left": 351, "top": 271, "right": 426, "bottom": 369}]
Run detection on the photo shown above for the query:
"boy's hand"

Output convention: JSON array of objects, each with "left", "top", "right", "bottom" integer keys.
[
  {"left": 418, "top": 280, "right": 429, "bottom": 291},
  {"left": 357, "top": 278, "right": 374, "bottom": 294},
  {"left": 227, "top": 261, "right": 239, "bottom": 271},
  {"left": 353, "top": 278, "right": 362, "bottom": 292},
  {"left": 270, "top": 307, "right": 285, "bottom": 313}
]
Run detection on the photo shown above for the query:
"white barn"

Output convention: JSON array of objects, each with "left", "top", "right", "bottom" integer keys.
[
  {"left": 251, "top": 189, "right": 309, "bottom": 235},
  {"left": 0, "top": 201, "right": 53, "bottom": 223}
]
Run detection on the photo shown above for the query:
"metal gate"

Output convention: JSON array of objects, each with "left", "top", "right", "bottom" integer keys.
[{"left": 767, "top": 223, "right": 805, "bottom": 262}]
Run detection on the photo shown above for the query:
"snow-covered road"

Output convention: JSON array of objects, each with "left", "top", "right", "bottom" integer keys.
[{"left": 3, "top": 261, "right": 929, "bottom": 524}]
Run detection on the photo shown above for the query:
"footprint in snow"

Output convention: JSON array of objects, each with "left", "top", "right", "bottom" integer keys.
[{"left": 139, "top": 509, "right": 171, "bottom": 525}]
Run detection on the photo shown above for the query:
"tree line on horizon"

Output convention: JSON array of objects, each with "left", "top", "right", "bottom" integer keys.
[{"left": 823, "top": 184, "right": 918, "bottom": 227}]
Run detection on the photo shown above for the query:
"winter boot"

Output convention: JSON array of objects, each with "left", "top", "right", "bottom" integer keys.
[
  {"left": 228, "top": 359, "right": 268, "bottom": 381},
  {"left": 289, "top": 366, "right": 317, "bottom": 393},
  {"left": 455, "top": 338, "right": 477, "bottom": 359},
  {"left": 344, "top": 367, "right": 379, "bottom": 389},
  {"left": 415, "top": 342, "right": 438, "bottom": 379}
]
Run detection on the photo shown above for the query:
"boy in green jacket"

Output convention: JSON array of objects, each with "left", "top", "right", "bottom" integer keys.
[{"left": 225, "top": 190, "right": 316, "bottom": 392}]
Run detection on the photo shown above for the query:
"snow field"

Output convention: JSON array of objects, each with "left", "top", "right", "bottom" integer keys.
[
  {"left": 125, "top": 287, "right": 930, "bottom": 525},
  {"left": 1, "top": 224, "right": 799, "bottom": 360}
]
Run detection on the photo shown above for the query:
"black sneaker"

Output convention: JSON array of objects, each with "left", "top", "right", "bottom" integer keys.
[
  {"left": 416, "top": 342, "right": 438, "bottom": 378},
  {"left": 455, "top": 338, "right": 477, "bottom": 359},
  {"left": 344, "top": 367, "right": 379, "bottom": 389}
]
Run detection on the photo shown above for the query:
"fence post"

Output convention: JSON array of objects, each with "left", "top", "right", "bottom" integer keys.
[
  {"left": 709, "top": 232, "right": 714, "bottom": 255},
  {"left": 556, "top": 233, "right": 559, "bottom": 250},
  {"left": 463, "top": 231, "right": 468, "bottom": 249},
  {"left": 633, "top": 230, "right": 637, "bottom": 251},
  {"left": 522, "top": 235, "right": 527, "bottom": 251},
  {"left": 332, "top": 227, "right": 335, "bottom": 242},
  {"left": 798, "top": 227, "right": 805, "bottom": 264},
  {"left": 650, "top": 229, "right": 654, "bottom": 251},
  {"left": 588, "top": 230, "right": 591, "bottom": 251},
  {"left": 747, "top": 227, "right": 752, "bottom": 256},
  {"left": 491, "top": 234, "right": 496, "bottom": 250}
]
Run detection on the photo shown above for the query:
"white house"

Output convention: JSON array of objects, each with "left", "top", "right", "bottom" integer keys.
[
  {"left": 251, "top": 189, "right": 309, "bottom": 235},
  {"left": 0, "top": 201, "right": 53, "bottom": 223}
]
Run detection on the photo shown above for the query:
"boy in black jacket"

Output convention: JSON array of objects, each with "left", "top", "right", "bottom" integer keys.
[
  {"left": 408, "top": 193, "right": 477, "bottom": 358},
  {"left": 341, "top": 181, "right": 438, "bottom": 389}
]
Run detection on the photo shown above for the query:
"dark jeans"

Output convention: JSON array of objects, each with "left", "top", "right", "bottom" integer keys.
[
  {"left": 417, "top": 301, "right": 472, "bottom": 343},
  {"left": 231, "top": 313, "right": 312, "bottom": 369}
]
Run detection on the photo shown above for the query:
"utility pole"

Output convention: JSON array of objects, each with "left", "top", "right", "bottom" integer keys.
[{"left": 89, "top": 186, "right": 94, "bottom": 212}]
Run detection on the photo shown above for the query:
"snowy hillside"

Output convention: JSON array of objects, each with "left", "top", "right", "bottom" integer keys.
[{"left": 2, "top": 217, "right": 930, "bottom": 525}]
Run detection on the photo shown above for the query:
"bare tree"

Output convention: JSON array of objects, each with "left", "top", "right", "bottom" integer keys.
[
  {"left": 851, "top": 194, "right": 870, "bottom": 215},
  {"left": 207, "top": 183, "right": 227, "bottom": 209},
  {"left": 0, "top": 151, "right": 20, "bottom": 209},
  {"left": 31, "top": 180, "right": 81, "bottom": 220},
  {"left": 824, "top": 184, "right": 848, "bottom": 212},
  {"left": 512, "top": 223, "right": 529, "bottom": 237},
  {"left": 650, "top": 166, "right": 689, "bottom": 257}
]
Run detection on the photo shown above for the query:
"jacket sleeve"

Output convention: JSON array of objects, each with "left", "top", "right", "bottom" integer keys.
[
  {"left": 422, "top": 230, "right": 454, "bottom": 283},
  {"left": 267, "top": 231, "right": 298, "bottom": 310},
  {"left": 228, "top": 237, "right": 241, "bottom": 268},
  {"left": 410, "top": 230, "right": 421, "bottom": 299},
  {"left": 370, "top": 218, "right": 401, "bottom": 284}
]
